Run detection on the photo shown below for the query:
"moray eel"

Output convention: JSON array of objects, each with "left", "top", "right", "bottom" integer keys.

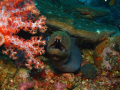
[{"left": 47, "top": 31, "right": 81, "bottom": 72}]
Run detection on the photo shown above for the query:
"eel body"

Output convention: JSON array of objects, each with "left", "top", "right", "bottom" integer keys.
[{"left": 47, "top": 31, "right": 81, "bottom": 72}]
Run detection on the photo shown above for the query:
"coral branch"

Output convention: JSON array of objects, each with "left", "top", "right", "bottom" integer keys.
[
  {"left": 0, "top": 32, "right": 5, "bottom": 46},
  {"left": 0, "top": 0, "right": 47, "bottom": 69}
]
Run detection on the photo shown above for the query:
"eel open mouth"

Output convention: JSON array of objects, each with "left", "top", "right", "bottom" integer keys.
[{"left": 49, "top": 39, "right": 66, "bottom": 51}]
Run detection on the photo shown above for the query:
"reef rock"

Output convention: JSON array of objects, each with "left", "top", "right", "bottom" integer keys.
[
  {"left": 0, "top": 58, "right": 16, "bottom": 87},
  {"left": 74, "top": 5, "right": 110, "bottom": 19},
  {"left": 46, "top": 19, "right": 118, "bottom": 42},
  {"left": 35, "top": 0, "right": 119, "bottom": 42},
  {"left": 94, "top": 34, "right": 120, "bottom": 71}
]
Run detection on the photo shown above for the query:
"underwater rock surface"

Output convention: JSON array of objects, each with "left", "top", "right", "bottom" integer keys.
[{"left": 35, "top": 0, "right": 119, "bottom": 42}]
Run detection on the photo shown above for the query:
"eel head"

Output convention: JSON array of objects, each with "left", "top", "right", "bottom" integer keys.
[{"left": 47, "top": 31, "right": 70, "bottom": 61}]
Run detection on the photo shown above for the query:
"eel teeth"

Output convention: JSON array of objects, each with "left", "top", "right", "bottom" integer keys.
[
  {"left": 49, "top": 39, "right": 66, "bottom": 51},
  {"left": 55, "top": 39, "right": 61, "bottom": 43}
]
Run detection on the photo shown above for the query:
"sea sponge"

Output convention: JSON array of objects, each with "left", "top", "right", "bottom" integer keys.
[
  {"left": 81, "top": 64, "right": 97, "bottom": 79},
  {"left": 14, "top": 68, "right": 30, "bottom": 84}
]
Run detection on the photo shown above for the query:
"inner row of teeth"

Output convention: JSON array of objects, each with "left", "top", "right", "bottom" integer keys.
[{"left": 55, "top": 39, "right": 61, "bottom": 43}]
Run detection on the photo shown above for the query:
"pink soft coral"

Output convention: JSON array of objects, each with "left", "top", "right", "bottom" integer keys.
[
  {"left": 54, "top": 82, "right": 67, "bottom": 90},
  {"left": 101, "top": 44, "right": 117, "bottom": 70},
  {"left": 19, "top": 81, "right": 34, "bottom": 90}
]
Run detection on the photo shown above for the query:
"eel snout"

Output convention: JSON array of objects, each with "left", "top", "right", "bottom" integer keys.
[{"left": 49, "top": 38, "right": 66, "bottom": 51}]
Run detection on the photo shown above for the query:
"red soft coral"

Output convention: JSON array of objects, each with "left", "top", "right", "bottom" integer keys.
[{"left": 0, "top": 0, "right": 47, "bottom": 70}]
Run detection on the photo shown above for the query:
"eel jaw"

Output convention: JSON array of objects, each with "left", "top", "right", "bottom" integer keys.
[{"left": 49, "top": 38, "right": 66, "bottom": 51}]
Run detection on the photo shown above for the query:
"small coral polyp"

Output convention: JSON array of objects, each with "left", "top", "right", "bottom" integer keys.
[{"left": 0, "top": 0, "right": 47, "bottom": 70}]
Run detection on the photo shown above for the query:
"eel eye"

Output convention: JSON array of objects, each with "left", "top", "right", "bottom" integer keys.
[{"left": 63, "top": 36, "right": 65, "bottom": 40}]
